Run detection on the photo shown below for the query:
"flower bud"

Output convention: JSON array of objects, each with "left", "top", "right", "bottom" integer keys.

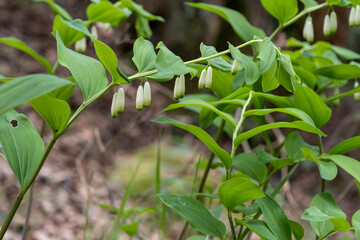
[
  {"left": 330, "top": 11, "right": 337, "bottom": 34},
  {"left": 333, "top": 88, "right": 340, "bottom": 107},
  {"left": 174, "top": 77, "right": 180, "bottom": 100},
  {"left": 323, "top": 14, "right": 331, "bottom": 37},
  {"left": 111, "top": 92, "right": 119, "bottom": 118},
  {"left": 75, "top": 37, "right": 86, "bottom": 53},
  {"left": 231, "top": 59, "right": 239, "bottom": 75},
  {"left": 349, "top": 7, "right": 356, "bottom": 27},
  {"left": 305, "top": 16, "right": 314, "bottom": 43},
  {"left": 356, "top": 5, "right": 360, "bottom": 26},
  {"left": 179, "top": 75, "right": 185, "bottom": 98},
  {"left": 117, "top": 87, "right": 125, "bottom": 114},
  {"left": 205, "top": 66, "right": 213, "bottom": 89},
  {"left": 198, "top": 69, "right": 207, "bottom": 89},
  {"left": 354, "top": 81, "right": 360, "bottom": 102},
  {"left": 136, "top": 85, "right": 144, "bottom": 111},
  {"left": 91, "top": 25, "right": 98, "bottom": 40},
  {"left": 144, "top": 81, "right": 151, "bottom": 108}
]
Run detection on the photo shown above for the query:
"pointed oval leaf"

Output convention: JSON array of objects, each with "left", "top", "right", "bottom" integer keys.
[
  {"left": 0, "top": 110, "right": 44, "bottom": 190},
  {"left": 319, "top": 160, "right": 338, "bottom": 181},
  {"left": 232, "top": 153, "right": 268, "bottom": 184},
  {"left": 29, "top": 94, "right": 71, "bottom": 135},
  {"left": 55, "top": 31, "right": 108, "bottom": 101},
  {"left": 325, "top": 154, "right": 360, "bottom": 182},
  {"left": 257, "top": 195, "right": 292, "bottom": 240},
  {"left": 313, "top": 64, "right": 360, "bottom": 80},
  {"left": 260, "top": 0, "right": 298, "bottom": 24},
  {"left": 158, "top": 194, "right": 226, "bottom": 238},
  {"left": 0, "top": 37, "right": 52, "bottom": 73},
  {"left": 219, "top": 177, "right": 264, "bottom": 212},
  {"left": 328, "top": 136, "right": 360, "bottom": 155},
  {"left": 0, "top": 74, "right": 75, "bottom": 115},
  {"left": 289, "top": 220, "right": 305, "bottom": 240},
  {"left": 53, "top": 15, "right": 85, "bottom": 47},
  {"left": 200, "top": 43, "right": 232, "bottom": 72},
  {"left": 257, "top": 38, "right": 276, "bottom": 74},
  {"left": 152, "top": 117, "right": 232, "bottom": 169},
  {"left": 132, "top": 37, "right": 156, "bottom": 73},
  {"left": 86, "top": 1, "right": 130, "bottom": 26},
  {"left": 352, "top": 210, "right": 360, "bottom": 240},
  {"left": 235, "top": 219, "right": 277, "bottom": 240},
  {"left": 187, "top": 3, "right": 265, "bottom": 41}
]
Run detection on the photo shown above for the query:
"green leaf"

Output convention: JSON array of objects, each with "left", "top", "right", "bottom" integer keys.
[
  {"left": 244, "top": 107, "right": 316, "bottom": 126},
  {"left": 233, "top": 153, "right": 268, "bottom": 184},
  {"left": 325, "top": 154, "right": 360, "bottom": 182},
  {"left": 257, "top": 195, "right": 292, "bottom": 240},
  {"left": 55, "top": 31, "right": 108, "bottom": 101},
  {"left": 186, "top": 236, "right": 207, "bottom": 240},
  {"left": 219, "top": 177, "right": 265, "bottom": 212},
  {"left": 34, "top": 0, "right": 72, "bottom": 20},
  {"left": 0, "top": 74, "right": 74, "bottom": 115},
  {"left": 132, "top": 37, "right": 156, "bottom": 72},
  {"left": 260, "top": 0, "right": 298, "bottom": 24},
  {"left": 300, "top": 0, "right": 319, "bottom": 8},
  {"left": 200, "top": 43, "right": 232, "bottom": 72},
  {"left": 254, "top": 92, "right": 294, "bottom": 108},
  {"left": 276, "top": 54, "right": 296, "bottom": 92},
  {"left": 53, "top": 15, "right": 85, "bottom": 47},
  {"left": 0, "top": 110, "right": 44, "bottom": 190},
  {"left": 294, "top": 83, "right": 332, "bottom": 128},
  {"left": 257, "top": 38, "right": 277, "bottom": 74},
  {"left": 328, "top": 136, "right": 360, "bottom": 155},
  {"left": 155, "top": 42, "right": 195, "bottom": 76},
  {"left": 262, "top": 61, "right": 279, "bottom": 92},
  {"left": 135, "top": 15, "right": 152, "bottom": 38},
  {"left": 313, "top": 64, "right": 360, "bottom": 80},
  {"left": 332, "top": 45, "right": 360, "bottom": 60},
  {"left": 271, "top": 158, "right": 295, "bottom": 171},
  {"left": 285, "top": 132, "right": 319, "bottom": 161},
  {"left": 163, "top": 99, "right": 237, "bottom": 129},
  {"left": 319, "top": 160, "right": 338, "bottom": 181},
  {"left": 86, "top": 1, "right": 131, "bottom": 26},
  {"left": 229, "top": 43, "right": 260, "bottom": 85},
  {"left": 301, "top": 147, "right": 319, "bottom": 163},
  {"left": 235, "top": 219, "right": 277, "bottom": 240},
  {"left": 234, "top": 121, "right": 326, "bottom": 148},
  {"left": 294, "top": 66, "right": 317, "bottom": 89},
  {"left": 0, "top": 37, "right": 52, "bottom": 73},
  {"left": 121, "top": 0, "right": 164, "bottom": 21},
  {"left": 121, "top": 223, "right": 138, "bottom": 236},
  {"left": 158, "top": 194, "right": 226, "bottom": 238},
  {"left": 153, "top": 117, "right": 232, "bottom": 169},
  {"left": 289, "top": 220, "right": 305, "bottom": 240},
  {"left": 352, "top": 210, "right": 360, "bottom": 240},
  {"left": 187, "top": 3, "right": 265, "bottom": 41},
  {"left": 29, "top": 94, "right": 71, "bottom": 135}
]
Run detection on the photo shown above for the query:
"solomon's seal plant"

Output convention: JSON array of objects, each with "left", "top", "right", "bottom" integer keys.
[{"left": 1, "top": 0, "right": 360, "bottom": 239}]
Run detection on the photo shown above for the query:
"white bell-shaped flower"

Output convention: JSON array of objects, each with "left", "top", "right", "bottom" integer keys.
[
  {"left": 205, "top": 66, "right": 213, "bottom": 89},
  {"left": 144, "top": 81, "right": 151, "bottom": 108},
  {"left": 198, "top": 69, "right": 207, "bottom": 89},
  {"left": 75, "top": 37, "right": 86, "bottom": 53},
  {"left": 356, "top": 5, "right": 360, "bottom": 25},
  {"left": 330, "top": 11, "right": 337, "bottom": 34},
  {"left": 117, "top": 87, "right": 125, "bottom": 114},
  {"left": 179, "top": 75, "right": 185, "bottom": 98},
  {"left": 323, "top": 14, "right": 331, "bottom": 37},
  {"left": 136, "top": 85, "right": 144, "bottom": 111},
  {"left": 349, "top": 7, "right": 356, "bottom": 27},
  {"left": 111, "top": 91, "right": 119, "bottom": 118},
  {"left": 231, "top": 59, "right": 239, "bottom": 75}
]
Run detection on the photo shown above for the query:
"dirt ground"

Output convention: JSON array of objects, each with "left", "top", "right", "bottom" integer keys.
[{"left": 0, "top": 0, "right": 360, "bottom": 239}]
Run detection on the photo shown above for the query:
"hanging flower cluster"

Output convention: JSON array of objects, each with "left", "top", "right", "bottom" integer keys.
[
  {"left": 303, "top": 16, "right": 314, "bottom": 43},
  {"left": 349, "top": 5, "right": 360, "bottom": 26},
  {"left": 198, "top": 66, "right": 213, "bottom": 90},
  {"left": 323, "top": 10, "right": 337, "bottom": 37},
  {"left": 111, "top": 87, "right": 125, "bottom": 118}
]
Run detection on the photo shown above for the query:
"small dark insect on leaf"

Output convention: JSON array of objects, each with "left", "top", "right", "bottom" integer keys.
[{"left": 10, "top": 120, "right": 18, "bottom": 128}]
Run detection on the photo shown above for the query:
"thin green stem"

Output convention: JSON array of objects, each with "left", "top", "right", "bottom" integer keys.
[
  {"left": 51, "top": 60, "right": 59, "bottom": 75},
  {"left": 317, "top": 135, "right": 326, "bottom": 193},
  {"left": 270, "top": 3, "right": 328, "bottom": 40},
  {"left": 228, "top": 214, "right": 237, "bottom": 240}
]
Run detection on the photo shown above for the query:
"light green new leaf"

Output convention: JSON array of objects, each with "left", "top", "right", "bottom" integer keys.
[
  {"left": 289, "top": 220, "right": 305, "bottom": 240},
  {"left": 300, "top": 0, "right": 319, "bottom": 8},
  {"left": 257, "top": 195, "right": 292, "bottom": 240},
  {"left": 29, "top": 94, "right": 71, "bottom": 135},
  {"left": 187, "top": 3, "right": 265, "bottom": 41},
  {"left": 285, "top": 132, "right": 318, "bottom": 161},
  {"left": 257, "top": 38, "right": 276, "bottom": 74},
  {"left": 325, "top": 85, "right": 360, "bottom": 104},
  {"left": 219, "top": 177, "right": 264, "bottom": 212},
  {"left": 301, "top": 147, "right": 319, "bottom": 163},
  {"left": 232, "top": 153, "right": 268, "bottom": 184},
  {"left": 0, "top": 37, "right": 52, "bottom": 73},
  {"left": 244, "top": 107, "right": 316, "bottom": 126},
  {"left": 155, "top": 42, "right": 196, "bottom": 76},
  {"left": 132, "top": 37, "right": 156, "bottom": 72},
  {"left": 332, "top": 45, "right": 360, "bottom": 60},
  {"left": 163, "top": 99, "right": 237, "bottom": 129},
  {"left": 313, "top": 64, "right": 360, "bottom": 80},
  {"left": 328, "top": 136, "right": 360, "bottom": 155},
  {"left": 229, "top": 43, "right": 260, "bottom": 85},
  {"left": 235, "top": 219, "right": 277, "bottom": 240},
  {"left": 55, "top": 31, "right": 108, "bottom": 101},
  {"left": 200, "top": 43, "right": 232, "bottom": 72},
  {"left": 262, "top": 61, "right": 279, "bottom": 92},
  {"left": 294, "top": 66, "right": 317, "bottom": 89},
  {"left": 135, "top": 15, "right": 152, "bottom": 38},
  {"left": 53, "top": 15, "right": 85, "bottom": 47},
  {"left": 34, "top": 0, "right": 72, "bottom": 20},
  {"left": 352, "top": 210, "right": 360, "bottom": 240},
  {"left": 158, "top": 194, "right": 226, "bottom": 238},
  {"left": 325, "top": 154, "right": 360, "bottom": 182},
  {"left": 0, "top": 110, "right": 44, "bottom": 190},
  {"left": 260, "top": 0, "right": 298, "bottom": 24},
  {"left": 121, "top": 0, "right": 164, "bottom": 21},
  {"left": 0, "top": 74, "right": 74, "bottom": 115},
  {"left": 294, "top": 83, "right": 332, "bottom": 128},
  {"left": 86, "top": 1, "right": 131, "bottom": 26},
  {"left": 254, "top": 92, "right": 294, "bottom": 108},
  {"left": 234, "top": 121, "right": 326, "bottom": 148},
  {"left": 121, "top": 223, "right": 138, "bottom": 236},
  {"left": 153, "top": 117, "right": 232, "bottom": 169},
  {"left": 277, "top": 54, "right": 296, "bottom": 92},
  {"left": 319, "top": 160, "right": 338, "bottom": 181}
]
